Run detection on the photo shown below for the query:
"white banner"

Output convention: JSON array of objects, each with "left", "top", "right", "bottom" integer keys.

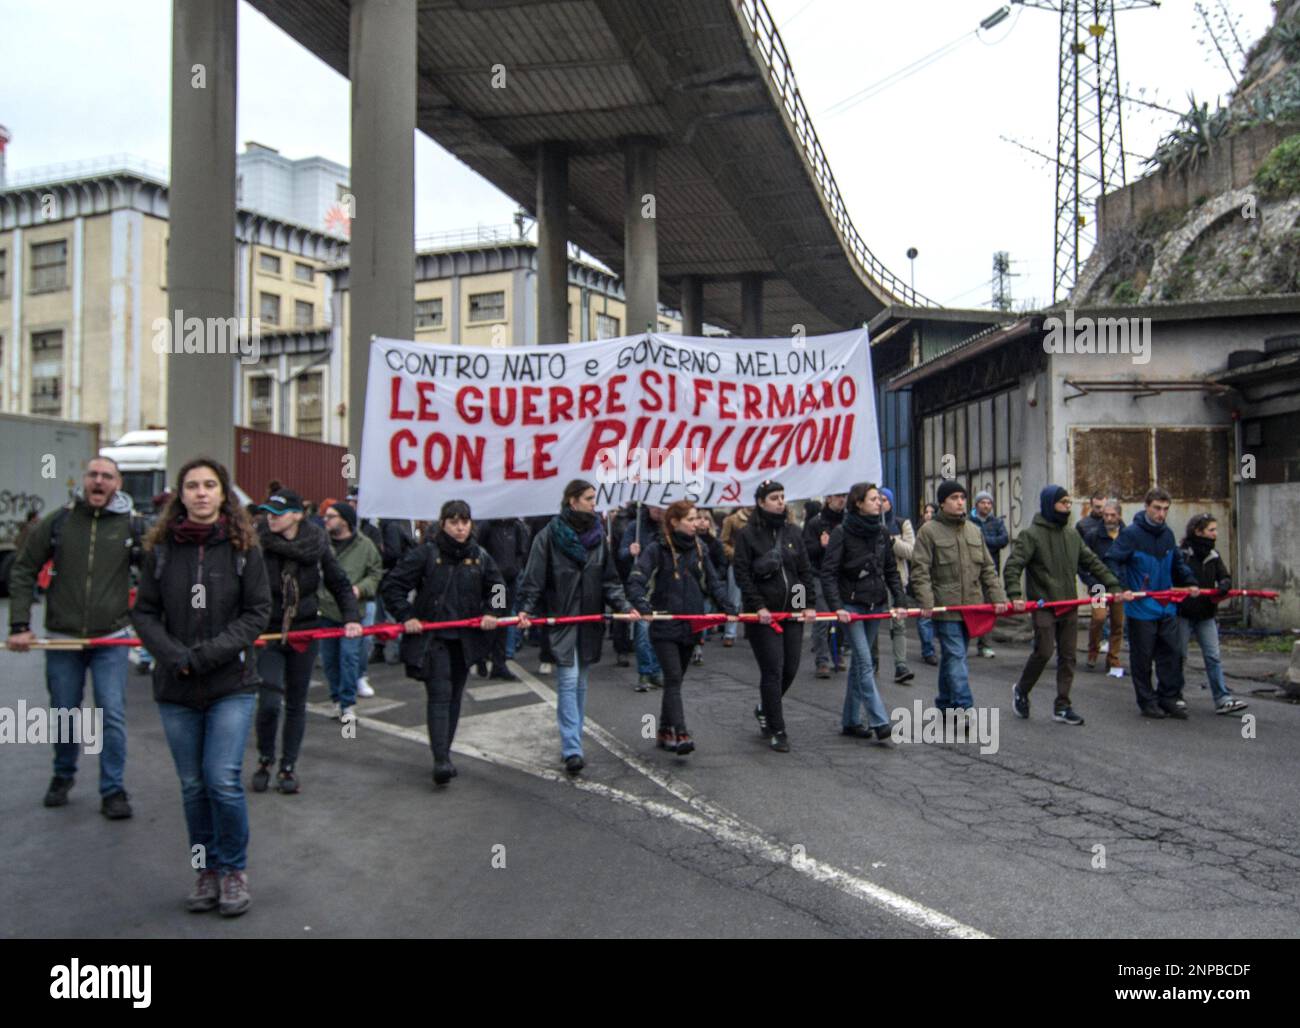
[{"left": 356, "top": 329, "right": 880, "bottom": 520}]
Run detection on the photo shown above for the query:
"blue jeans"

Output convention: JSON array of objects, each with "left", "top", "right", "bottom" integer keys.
[
  {"left": 1178, "top": 617, "right": 1230, "bottom": 704},
  {"left": 933, "top": 620, "right": 974, "bottom": 710},
  {"left": 554, "top": 657, "right": 590, "bottom": 759},
  {"left": 916, "top": 616, "right": 935, "bottom": 659},
  {"left": 842, "top": 607, "right": 890, "bottom": 730},
  {"left": 358, "top": 601, "right": 376, "bottom": 675},
  {"left": 45, "top": 644, "right": 129, "bottom": 796},
  {"left": 724, "top": 567, "right": 741, "bottom": 641},
  {"left": 157, "top": 692, "right": 255, "bottom": 872},
  {"left": 634, "top": 619, "right": 662, "bottom": 675},
  {"left": 319, "top": 617, "right": 362, "bottom": 708}
]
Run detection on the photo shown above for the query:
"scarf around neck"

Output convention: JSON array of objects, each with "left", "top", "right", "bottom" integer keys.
[{"left": 844, "top": 510, "right": 882, "bottom": 540}]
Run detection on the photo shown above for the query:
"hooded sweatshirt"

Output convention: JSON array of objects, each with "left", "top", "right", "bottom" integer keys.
[
  {"left": 1105, "top": 509, "right": 1198, "bottom": 620},
  {"left": 1003, "top": 485, "right": 1120, "bottom": 603}
]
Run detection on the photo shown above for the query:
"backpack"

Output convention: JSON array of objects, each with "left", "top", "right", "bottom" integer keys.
[{"left": 37, "top": 504, "right": 149, "bottom": 590}]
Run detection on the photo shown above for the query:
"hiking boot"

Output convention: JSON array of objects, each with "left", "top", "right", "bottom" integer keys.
[
  {"left": 1216, "top": 697, "right": 1248, "bottom": 714},
  {"left": 674, "top": 732, "right": 695, "bottom": 756},
  {"left": 277, "top": 764, "right": 300, "bottom": 793},
  {"left": 1011, "top": 685, "right": 1030, "bottom": 719},
  {"left": 356, "top": 675, "right": 375, "bottom": 698},
  {"left": 218, "top": 870, "right": 251, "bottom": 917},
  {"left": 894, "top": 664, "right": 915, "bottom": 684},
  {"left": 770, "top": 731, "right": 791, "bottom": 753},
  {"left": 432, "top": 760, "right": 453, "bottom": 786},
  {"left": 922, "top": 653, "right": 939, "bottom": 666},
  {"left": 1158, "top": 699, "right": 1188, "bottom": 720},
  {"left": 841, "top": 724, "right": 873, "bottom": 738},
  {"left": 43, "top": 775, "right": 75, "bottom": 808},
  {"left": 1053, "top": 706, "right": 1085, "bottom": 726},
  {"left": 100, "top": 790, "right": 133, "bottom": 820},
  {"left": 252, "top": 758, "right": 272, "bottom": 793},
  {"left": 1140, "top": 704, "right": 1167, "bottom": 719},
  {"left": 186, "top": 869, "right": 221, "bottom": 913},
  {"left": 564, "top": 754, "right": 585, "bottom": 775},
  {"left": 656, "top": 728, "right": 678, "bottom": 752},
  {"left": 815, "top": 664, "right": 831, "bottom": 679},
  {"left": 636, "top": 674, "right": 654, "bottom": 692},
  {"left": 490, "top": 665, "right": 519, "bottom": 681},
  {"left": 754, "top": 705, "right": 771, "bottom": 738}
]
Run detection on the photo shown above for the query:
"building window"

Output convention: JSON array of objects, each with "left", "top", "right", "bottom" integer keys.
[
  {"left": 294, "top": 300, "right": 314, "bottom": 329},
  {"left": 259, "top": 292, "right": 281, "bottom": 326},
  {"left": 258, "top": 252, "right": 281, "bottom": 276},
  {"left": 30, "top": 330, "right": 64, "bottom": 416},
  {"left": 293, "top": 261, "right": 314, "bottom": 283},
  {"left": 416, "top": 298, "right": 444, "bottom": 329},
  {"left": 468, "top": 290, "right": 505, "bottom": 322},
  {"left": 295, "top": 372, "right": 324, "bottom": 441},
  {"left": 30, "top": 240, "right": 68, "bottom": 293},
  {"left": 0, "top": 248, "right": 7, "bottom": 296},
  {"left": 248, "top": 376, "right": 274, "bottom": 432},
  {"left": 596, "top": 313, "right": 620, "bottom": 340}
]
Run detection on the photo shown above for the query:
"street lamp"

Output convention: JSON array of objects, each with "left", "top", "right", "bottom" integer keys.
[{"left": 906, "top": 247, "right": 919, "bottom": 301}]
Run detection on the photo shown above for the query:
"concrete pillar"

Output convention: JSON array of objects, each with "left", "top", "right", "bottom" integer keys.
[
  {"left": 679, "top": 275, "right": 703, "bottom": 337},
  {"left": 348, "top": 0, "right": 416, "bottom": 460},
  {"left": 536, "top": 142, "right": 569, "bottom": 344},
  {"left": 741, "top": 273, "right": 763, "bottom": 338},
  {"left": 623, "top": 137, "right": 658, "bottom": 336},
  {"left": 167, "top": 0, "right": 237, "bottom": 479}
]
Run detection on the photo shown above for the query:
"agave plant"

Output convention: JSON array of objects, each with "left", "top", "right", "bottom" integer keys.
[{"left": 1144, "top": 93, "right": 1232, "bottom": 174}]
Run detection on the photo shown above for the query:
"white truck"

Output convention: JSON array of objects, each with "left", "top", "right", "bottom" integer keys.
[{"left": 0, "top": 412, "right": 100, "bottom": 596}]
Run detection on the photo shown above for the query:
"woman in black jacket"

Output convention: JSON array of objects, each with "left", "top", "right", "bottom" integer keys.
[
  {"left": 132, "top": 457, "right": 271, "bottom": 918},
  {"left": 823, "top": 482, "right": 907, "bottom": 742},
  {"left": 1177, "top": 514, "right": 1246, "bottom": 714},
  {"left": 381, "top": 500, "right": 505, "bottom": 785},
  {"left": 626, "top": 500, "right": 736, "bottom": 755},
  {"left": 253, "top": 488, "right": 361, "bottom": 795},
  {"left": 517, "top": 479, "right": 640, "bottom": 774},
  {"left": 731, "top": 480, "right": 817, "bottom": 752}
]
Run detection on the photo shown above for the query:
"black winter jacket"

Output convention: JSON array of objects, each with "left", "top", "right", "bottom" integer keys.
[
  {"left": 1178, "top": 537, "right": 1231, "bottom": 622},
  {"left": 380, "top": 535, "right": 505, "bottom": 676},
  {"left": 477, "top": 518, "right": 532, "bottom": 581},
  {"left": 517, "top": 516, "right": 632, "bottom": 666},
  {"left": 378, "top": 518, "right": 417, "bottom": 570},
  {"left": 802, "top": 505, "right": 846, "bottom": 570},
  {"left": 259, "top": 520, "right": 358, "bottom": 630},
  {"left": 821, "top": 520, "right": 906, "bottom": 611},
  {"left": 732, "top": 509, "right": 817, "bottom": 619},
  {"left": 131, "top": 528, "right": 272, "bottom": 711},
  {"left": 626, "top": 534, "right": 735, "bottom": 644}
]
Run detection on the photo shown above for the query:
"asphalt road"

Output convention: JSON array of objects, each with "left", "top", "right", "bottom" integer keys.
[{"left": 2, "top": 603, "right": 1297, "bottom": 939}]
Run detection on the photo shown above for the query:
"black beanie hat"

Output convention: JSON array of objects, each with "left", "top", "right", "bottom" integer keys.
[
  {"left": 755, "top": 479, "right": 785, "bottom": 503},
  {"left": 328, "top": 501, "right": 358, "bottom": 533},
  {"left": 936, "top": 480, "right": 967, "bottom": 507}
]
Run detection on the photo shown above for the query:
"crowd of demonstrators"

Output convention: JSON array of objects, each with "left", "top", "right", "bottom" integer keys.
[
  {"left": 910, "top": 480, "right": 1009, "bottom": 716},
  {"left": 1003, "top": 486, "right": 1130, "bottom": 727},
  {"left": 802, "top": 492, "right": 847, "bottom": 679},
  {"left": 253, "top": 489, "right": 361, "bottom": 794},
  {"left": 731, "top": 480, "right": 817, "bottom": 753},
  {"left": 1104, "top": 488, "right": 1201, "bottom": 719},
  {"left": 6, "top": 455, "right": 145, "bottom": 817},
  {"left": 318, "top": 501, "right": 382, "bottom": 720},
  {"left": 1081, "top": 498, "right": 1127, "bottom": 678},
  {"left": 475, "top": 516, "right": 531, "bottom": 681},
  {"left": 131, "top": 458, "right": 271, "bottom": 917},
  {"left": 381, "top": 500, "right": 504, "bottom": 786},
  {"left": 967, "top": 491, "right": 1008, "bottom": 658},
  {"left": 914, "top": 502, "right": 938, "bottom": 665},
  {"left": 720, "top": 503, "right": 751, "bottom": 649},
  {"left": 1178, "top": 514, "right": 1248, "bottom": 715},
  {"left": 878, "top": 488, "right": 915, "bottom": 684},
  {"left": 517, "top": 479, "right": 640, "bottom": 774},
  {"left": 626, "top": 500, "right": 735, "bottom": 755},
  {"left": 618, "top": 504, "right": 665, "bottom": 691},
  {"left": 822, "top": 482, "right": 907, "bottom": 743}
]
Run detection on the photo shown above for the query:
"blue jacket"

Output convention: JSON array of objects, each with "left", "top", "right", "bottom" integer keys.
[
  {"left": 1105, "top": 510, "right": 1197, "bottom": 620},
  {"left": 1079, "top": 518, "right": 1125, "bottom": 589},
  {"left": 969, "top": 509, "right": 1009, "bottom": 556}
]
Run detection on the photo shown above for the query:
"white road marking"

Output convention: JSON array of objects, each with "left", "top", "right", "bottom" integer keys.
[{"left": 467, "top": 682, "right": 537, "bottom": 702}]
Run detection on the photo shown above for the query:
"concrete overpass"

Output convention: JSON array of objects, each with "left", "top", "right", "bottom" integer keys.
[{"left": 166, "top": 0, "right": 933, "bottom": 474}]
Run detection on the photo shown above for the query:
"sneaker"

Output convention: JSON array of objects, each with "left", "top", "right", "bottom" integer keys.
[
  {"left": 356, "top": 675, "right": 375, "bottom": 698},
  {"left": 1216, "top": 697, "right": 1248, "bottom": 714},
  {"left": 691, "top": 645, "right": 704, "bottom": 666},
  {"left": 815, "top": 664, "right": 831, "bottom": 679},
  {"left": 894, "top": 664, "right": 915, "bottom": 684},
  {"left": 754, "top": 705, "right": 771, "bottom": 738},
  {"left": 770, "top": 731, "right": 791, "bottom": 753},
  {"left": 722, "top": 637, "right": 735, "bottom": 648},
  {"left": 656, "top": 727, "right": 678, "bottom": 751},
  {"left": 1173, "top": 695, "right": 1188, "bottom": 709},
  {"left": 1140, "top": 704, "right": 1167, "bottom": 719},
  {"left": 100, "top": 790, "right": 133, "bottom": 820},
  {"left": 330, "top": 702, "right": 342, "bottom": 721},
  {"left": 43, "top": 775, "right": 74, "bottom": 808},
  {"left": 979, "top": 645, "right": 996, "bottom": 659},
  {"left": 489, "top": 665, "right": 520, "bottom": 681},
  {"left": 636, "top": 674, "right": 654, "bottom": 692},
  {"left": 674, "top": 732, "right": 695, "bottom": 756},
  {"left": 186, "top": 869, "right": 221, "bottom": 913},
  {"left": 1011, "top": 685, "right": 1029, "bottom": 719},
  {"left": 218, "top": 870, "right": 251, "bottom": 917},
  {"left": 841, "top": 724, "right": 873, "bottom": 738},
  {"left": 616, "top": 653, "right": 631, "bottom": 667},
  {"left": 873, "top": 724, "right": 894, "bottom": 743},
  {"left": 1099, "top": 641, "right": 1109, "bottom": 654},
  {"left": 922, "top": 653, "right": 939, "bottom": 666},
  {"left": 1108, "top": 667, "right": 1125, "bottom": 679},
  {"left": 432, "top": 760, "right": 453, "bottom": 786},
  {"left": 277, "top": 765, "right": 300, "bottom": 794},
  {"left": 1053, "top": 706, "right": 1085, "bottom": 726},
  {"left": 252, "top": 758, "right": 273, "bottom": 793},
  {"left": 538, "top": 662, "right": 554, "bottom": 674},
  {"left": 1157, "top": 699, "right": 1188, "bottom": 720},
  {"left": 340, "top": 706, "right": 357, "bottom": 724},
  {"left": 564, "top": 754, "right": 585, "bottom": 775}
]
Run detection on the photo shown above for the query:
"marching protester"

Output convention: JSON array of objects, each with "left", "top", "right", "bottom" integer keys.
[
  {"left": 130, "top": 458, "right": 271, "bottom": 916},
  {"left": 720, "top": 504, "right": 752, "bottom": 649},
  {"left": 879, "top": 488, "right": 915, "bottom": 683},
  {"left": 968, "top": 490, "right": 1008, "bottom": 658},
  {"left": 822, "top": 482, "right": 907, "bottom": 742},
  {"left": 1075, "top": 492, "right": 1106, "bottom": 539},
  {"left": 1082, "top": 498, "right": 1127, "bottom": 677},
  {"left": 910, "top": 481, "right": 1009, "bottom": 715},
  {"left": 253, "top": 488, "right": 361, "bottom": 793},
  {"left": 7, "top": 456, "right": 145, "bottom": 816},
  {"left": 732, "top": 480, "right": 817, "bottom": 752},
  {"left": 619, "top": 504, "right": 665, "bottom": 690},
  {"left": 476, "top": 516, "right": 532, "bottom": 680},
  {"left": 517, "top": 480, "right": 640, "bottom": 773},
  {"left": 608, "top": 502, "right": 637, "bottom": 667},
  {"left": 1178, "top": 514, "right": 1247, "bottom": 714},
  {"left": 626, "top": 500, "right": 735, "bottom": 755},
  {"left": 346, "top": 488, "right": 379, "bottom": 698},
  {"left": 914, "top": 502, "right": 938, "bottom": 665},
  {"left": 319, "top": 501, "right": 382, "bottom": 719},
  {"left": 524, "top": 512, "right": 560, "bottom": 674},
  {"left": 1004, "top": 485, "right": 1130, "bottom": 726},
  {"left": 690, "top": 506, "right": 729, "bottom": 662},
  {"left": 381, "top": 500, "right": 504, "bottom": 786},
  {"left": 1105, "top": 487, "right": 1200, "bottom": 719},
  {"left": 372, "top": 517, "right": 417, "bottom": 667},
  {"left": 802, "top": 492, "right": 847, "bottom": 678}
]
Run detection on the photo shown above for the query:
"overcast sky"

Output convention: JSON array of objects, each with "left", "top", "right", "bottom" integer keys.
[{"left": 0, "top": 0, "right": 1275, "bottom": 310}]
